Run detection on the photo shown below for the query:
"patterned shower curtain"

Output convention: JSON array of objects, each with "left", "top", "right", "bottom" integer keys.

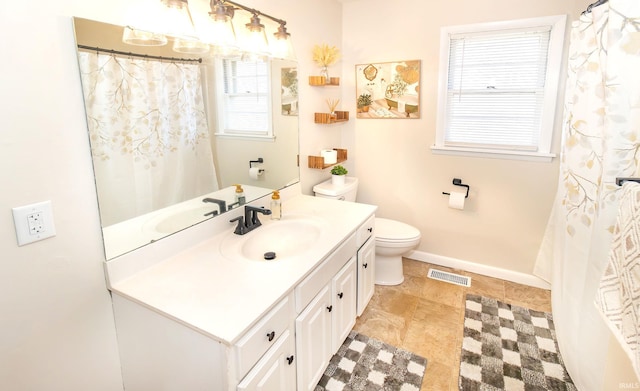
[
  {"left": 78, "top": 51, "right": 218, "bottom": 226},
  {"left": 534, "top": 1, "right": 640, "bottom": 389}
]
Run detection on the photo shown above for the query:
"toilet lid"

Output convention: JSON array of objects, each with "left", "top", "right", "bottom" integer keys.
[{"left": 375, "top": 218, "right": 421, "bottom": 241}]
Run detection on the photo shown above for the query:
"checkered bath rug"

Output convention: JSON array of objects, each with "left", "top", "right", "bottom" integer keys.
[
  {"left": 459, "top": 294, "right": 575, "bottom": 391},
  {"left": 316, "top": 331, "right": 427, "bottom": 391}
]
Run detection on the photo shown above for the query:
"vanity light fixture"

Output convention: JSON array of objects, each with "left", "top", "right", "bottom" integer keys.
[
  {"left": 241, "top": 12, "right": 270, "bottom": 56},
  {"left": 172, "top": 38, "right": 210, "bottom": 54},
  {"left": 122, "top": 26, "right": 168, "bottom": 46},
  {"left": 158, "top": 0, "right": 199, "bottom": 41},
  {"left": 122, "top": 0, "right": 295, "bottom": 60},
  {"left": 272, "top": 22, "right": 296, "bottom": 60},
  {"left": 200, "top": 0, "right": 238, "bottom": 56}
]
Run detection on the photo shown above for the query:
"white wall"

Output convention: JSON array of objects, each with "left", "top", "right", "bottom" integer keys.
[
  {"left": 339, "top": 0, "right": 582, "bottom": 276},
  {"left": 0, "top": 2, "right": 124, "bottom": 390},
  {"left": 0, "top": 0, "right": 342, "bottom": 389},
  {"left": 339, "top": 0, "right": 638, "bottom": 387}
]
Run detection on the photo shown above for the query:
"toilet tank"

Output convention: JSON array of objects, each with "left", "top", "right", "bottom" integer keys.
[{"left": 313, "top": 177, "right": 358, "bottom": 202}]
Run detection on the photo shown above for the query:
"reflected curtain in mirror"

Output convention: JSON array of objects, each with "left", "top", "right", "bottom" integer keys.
[{"left": 78, "top": 51, "right": 219, "bottom": 226}]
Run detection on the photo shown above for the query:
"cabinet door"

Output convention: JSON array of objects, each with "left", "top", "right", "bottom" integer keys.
[
  {"left": 237, "top": 329, "right": 296, "bottom": 391},
  {"left": 295, "top": 285, "right": 332, "bottom": 391},
  {"left": 332, "top": 257, "right": 357, "bottom": 352},
  {"left": 357, "top": 237, "right": 376, "bottom": 316}
]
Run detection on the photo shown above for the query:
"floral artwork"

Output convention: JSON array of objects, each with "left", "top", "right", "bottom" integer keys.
[
  {"left": 281, "top": 67, "right": 298, "bottom": 116},
  {"left": 355, "top": 60, "right": 421, "bottom": 119}
]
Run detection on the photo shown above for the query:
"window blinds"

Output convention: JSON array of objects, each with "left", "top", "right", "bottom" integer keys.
[
  {"left": 445, "top": 27, "right": 551, "bottom": 150},
  {"left": 221, "top": 59, "right": 269, "bottom": 134}
]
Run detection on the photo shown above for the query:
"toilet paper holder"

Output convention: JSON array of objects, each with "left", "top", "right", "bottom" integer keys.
[
  {"left": 249, "top": 158, "right": 264, "bottom": 168},
  {"left": 442, "top": 178, "right": 470, "bottom": 198}
]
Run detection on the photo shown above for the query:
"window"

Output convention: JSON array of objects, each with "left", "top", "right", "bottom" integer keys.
[
  {"left": 434, "top": 15, "right": 566, "bottom": 161},
  {"left": 216, "top": 58, "right": 273, "bottom": 139}
]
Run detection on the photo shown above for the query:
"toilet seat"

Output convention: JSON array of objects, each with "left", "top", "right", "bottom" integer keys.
[{"left": 375, "top": 218, "right": 421, "bottom": 243}]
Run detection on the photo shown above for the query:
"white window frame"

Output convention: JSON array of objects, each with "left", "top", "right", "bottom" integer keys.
[
  {"left": 214, "top": 58, "right": 274, "bottom": 141},
  {"left": 433, "top": 15, "right": 567, "bottom": 162}
]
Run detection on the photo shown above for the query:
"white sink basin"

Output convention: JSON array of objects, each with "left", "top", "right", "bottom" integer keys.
[
  {"left": 145, "top": 205, "right": 216, "bottom": 234},
  {"left": 220, "top": 215, "right": 328, "bottom": 261}
]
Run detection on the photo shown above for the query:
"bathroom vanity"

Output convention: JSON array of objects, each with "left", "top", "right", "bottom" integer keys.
[{"left": 105, "top": 190, "right": 376, "bottom": 391}]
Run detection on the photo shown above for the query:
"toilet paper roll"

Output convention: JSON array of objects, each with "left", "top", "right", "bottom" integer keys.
[
  {"left": 448, "top": 191, "right": 466, "bottom": 210},
  {"left": 249, "top": 167, "right": 264, "bottom": 180},
  {"left": 321, "top": 149, "right": 337, "bottom": 165}
]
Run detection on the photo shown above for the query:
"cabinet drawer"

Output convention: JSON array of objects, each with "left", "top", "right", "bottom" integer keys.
[
  {"left": 235, "top": 294, "right": 293, "bottom": 378},
  {"left": 357, "top": 214, "right": 375, "bottom": 248},
  {"left": 237, "top": 329, "right": 296, "bottom": 391}
]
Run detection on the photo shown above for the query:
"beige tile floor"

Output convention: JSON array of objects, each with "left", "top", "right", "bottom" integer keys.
[{"left": 352, "top": 258, "right": 552, "bottom": 391}]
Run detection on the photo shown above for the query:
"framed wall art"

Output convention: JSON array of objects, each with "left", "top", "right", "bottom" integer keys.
[
  {"left": 355, "top": 60, "right": 420, "bottom": 119},
  {"left": 281, "top": 67, "right": 298, "bottom": 116}
]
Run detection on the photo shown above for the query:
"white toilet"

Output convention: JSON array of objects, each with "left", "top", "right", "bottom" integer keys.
[{"left": 313, "top": 177, "right": 421, "bottom": 285}]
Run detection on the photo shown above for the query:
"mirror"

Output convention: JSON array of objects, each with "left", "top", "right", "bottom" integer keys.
[{"left": 73, "top": 17, "right": 299, "bottom": 260}]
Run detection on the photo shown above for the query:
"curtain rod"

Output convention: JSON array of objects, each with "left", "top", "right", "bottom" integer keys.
[
  {"left": 77, "top": 45, "right": 203, "bottom": 63},
  {"left": 582, "top": 0, "right": 608, "bottom": 15}
]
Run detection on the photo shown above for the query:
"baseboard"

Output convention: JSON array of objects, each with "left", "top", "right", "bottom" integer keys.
[{"left": 406, "top": 250, "right": 551, "bottom": 290}]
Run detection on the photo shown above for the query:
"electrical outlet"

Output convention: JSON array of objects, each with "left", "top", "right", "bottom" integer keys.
[{"left": 12, "top": 201, "right": 56, "bottom": 246}]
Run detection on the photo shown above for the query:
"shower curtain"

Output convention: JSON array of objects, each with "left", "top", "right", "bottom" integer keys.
[
  {"left": 534, "top": 0, "right": 640, "bottom": 389},
  {"left": 78, "top": 51, "right": 218, "bottom": 226}
]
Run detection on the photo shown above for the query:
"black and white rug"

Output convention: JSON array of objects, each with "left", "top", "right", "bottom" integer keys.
[
  {"left": 459, "top": 294, "right": 576, "bottom": 391},
  {"left": 316, "top": 331, "right": 427, "bottom": 391}
]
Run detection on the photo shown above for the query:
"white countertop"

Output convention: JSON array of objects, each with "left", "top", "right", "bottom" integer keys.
[{"left": 108, "top": 195, "right": 376, "bottom": 346}]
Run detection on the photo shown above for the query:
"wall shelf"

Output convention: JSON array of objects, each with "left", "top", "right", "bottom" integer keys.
[
  {"left": 309, "top": 76, "right": 340, "bottom": 86},
  {"left": 308, "top": 149, "right": 348, "bottom": 169},
  {"left": 314, "top": 111, "right": 349, "bottom": 124}
]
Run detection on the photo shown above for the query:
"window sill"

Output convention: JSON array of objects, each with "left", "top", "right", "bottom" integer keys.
[
  {"left": 431, "top": 145, "right": 555, "bottom": 162},
  {"left": 214, "top": 133, "right": 276, "bottom": 142}
]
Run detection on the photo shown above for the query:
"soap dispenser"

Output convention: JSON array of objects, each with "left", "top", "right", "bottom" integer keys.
[
  {"left": 234, "top": 184, "right": 246, "bottom": 205},
  {"left": 270, "top": 190, "right": 281, "bottom": 220}
]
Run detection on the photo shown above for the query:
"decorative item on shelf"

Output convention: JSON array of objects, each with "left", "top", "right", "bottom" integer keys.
[
  {"left": 330, "top": 165, "right": 348, "bottom": 186},
  {"left": 326, "top": 98, "right": 340, "bottom": 119},
  {"left": 312, "top": 43, "right": 340, "bottom": 85},
  {"left": 321, "top": 149, "right": 338, "bottom": 164},
  {"left": 357, "top": 93, "right": 373, "bottom": 113}
]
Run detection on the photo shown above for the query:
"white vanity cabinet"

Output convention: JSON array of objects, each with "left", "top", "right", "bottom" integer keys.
[
  {"left": 356, "top": 214, "right": 376, "bottom": 316},
  {"left": 105, "top": 193, "right": 377, "bottom": 391},
  {"left": 111, "top": 292, "right": 296, "bottom": 391},
  {"left": 331, "top": 257, "right": 357, "bottom": 351},
  {"left": 295, "top": 257, "right": 357, "bottom": 391}
]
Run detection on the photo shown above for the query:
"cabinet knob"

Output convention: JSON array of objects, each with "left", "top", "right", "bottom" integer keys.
[
  {"left": 326, "top": 305, "right": 333, "bottom": 312},
  {"left": 368, "top": 227, "right": 373, "bottom": 232},
  {"left": 363, "top": 263, "right": 368, "bottom": 269},
  {"left": 267, "top": 331, "right": 276, "bottom": 342},
  {"left": 337, "top": 292, "right": 344, "bottom": 299},
  {"left": 286, "top": 355, "right": 294, "bottom": 365}
]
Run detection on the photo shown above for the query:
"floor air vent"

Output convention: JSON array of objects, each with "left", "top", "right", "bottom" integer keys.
[{"left": 427, "top": 268, "right": 471, "bottom": 287}]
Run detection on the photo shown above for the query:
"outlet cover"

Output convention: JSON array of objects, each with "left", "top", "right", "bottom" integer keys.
[{"left": 12, "top": 201, "right": 56, "bottom": 246}]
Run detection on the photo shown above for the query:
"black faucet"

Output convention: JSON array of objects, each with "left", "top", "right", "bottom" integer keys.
[
  {"left": 202, "top": 197, "right": 227, "bottom": 216},
  {"left": 230, "top": 205, "right": 272, "bottom": 235}
]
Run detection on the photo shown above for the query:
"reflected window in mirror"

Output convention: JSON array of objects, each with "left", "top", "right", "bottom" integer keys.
[{"left": 216, "top": 58, "right": 273, "bottom": 140}]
